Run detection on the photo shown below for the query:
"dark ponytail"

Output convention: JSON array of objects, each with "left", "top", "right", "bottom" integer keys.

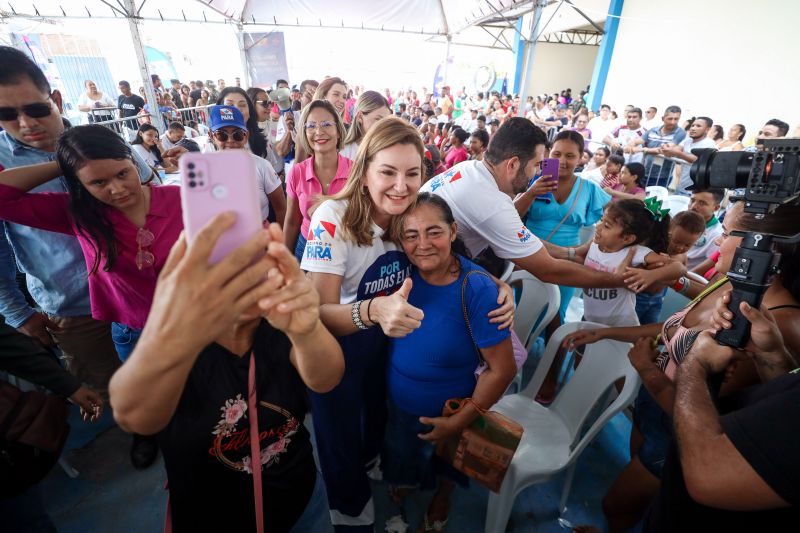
[
  {"left": 57, "top": 125, "right": 138, "bottom": 274},
  {"left": 605, "top": 199, "right": 670, "bottom": 254}
]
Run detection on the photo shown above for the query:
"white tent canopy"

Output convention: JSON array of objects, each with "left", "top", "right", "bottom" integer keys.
[
  {"left": 199, "top": 0, "right": 537, "bottom": 36},
  {"left": 2, "top": 0, "right": 608, "bottom": 128}
]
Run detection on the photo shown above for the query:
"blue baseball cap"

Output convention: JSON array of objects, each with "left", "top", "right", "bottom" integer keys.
[{"left": 208, "top": 105, "right": 247, "bottom": 131}]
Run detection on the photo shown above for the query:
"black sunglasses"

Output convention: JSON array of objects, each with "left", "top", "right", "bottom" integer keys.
[
  {"left": 213, "top": 130, "right": 246, "bottom": 142},
  {"left": 0, "top": 102, "right": 53, "bottom": 121}
]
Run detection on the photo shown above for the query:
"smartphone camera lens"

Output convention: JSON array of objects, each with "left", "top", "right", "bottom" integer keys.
[
  {"left": 188, "top": 180, "right": 196, "bottom": 188},
  {"left": 188, "top": 162, "right": 195, "bottom": 170},
  {"left": 188, "top": 172, "right": 195, "bottom": 179}
]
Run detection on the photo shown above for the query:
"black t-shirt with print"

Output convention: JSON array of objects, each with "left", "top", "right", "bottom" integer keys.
[
  {"left": 158, "top": 320, "right": 316, "bottom": 533},
  {"left": 118, "top": 94, "right": 145, "bottom": 118}
]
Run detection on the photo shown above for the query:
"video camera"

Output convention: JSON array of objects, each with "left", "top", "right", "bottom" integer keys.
[{"left": 690, "top": 138, "right": 800, "bottom": 348}]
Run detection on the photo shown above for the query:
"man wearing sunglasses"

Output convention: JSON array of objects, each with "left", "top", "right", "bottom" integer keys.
[{"left": 0, "top": 46, "right": 122, "bottom": 395}]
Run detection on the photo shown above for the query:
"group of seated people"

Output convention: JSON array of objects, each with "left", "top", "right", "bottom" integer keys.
[{"left": 0, "top": 44, "right": 798, "bottom": 533}]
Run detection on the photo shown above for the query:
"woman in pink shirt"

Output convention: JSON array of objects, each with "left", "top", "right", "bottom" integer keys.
[
  {"left": 284, "top": 100, "right": 353, "bottom": 262},
  {"left": 0, "top": 125, "right": 182, "bottom": 359},
  {"left": 443, "top": 127, "right": 470, "bottom": 169},
  {"left": 0, "top": 125, "right": 182, "bottom": 469}
]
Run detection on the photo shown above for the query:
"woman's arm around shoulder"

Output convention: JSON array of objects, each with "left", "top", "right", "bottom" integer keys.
[{"left": 0, "top": 162, "right": 74, "bottom": 234}]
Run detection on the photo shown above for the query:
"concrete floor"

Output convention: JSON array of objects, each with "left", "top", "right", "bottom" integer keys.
[
  {"left": 40, "top": 293, "right": 642, "bottom": 532},
  {"left": 41, "top": 409, "right": 629, "bottom": 533}
]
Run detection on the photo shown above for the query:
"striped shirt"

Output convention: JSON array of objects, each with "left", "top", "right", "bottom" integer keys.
[{"left": 642, "top": 126, "right": 687, "bottom": 187}]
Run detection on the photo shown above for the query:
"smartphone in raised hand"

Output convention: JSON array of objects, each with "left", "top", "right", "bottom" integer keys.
[
  {"left": 530, "top": 157, "right": 559, "bottom": 204},
  {"left": 179, "top": 151, "right": 264, "bottom": 264}
]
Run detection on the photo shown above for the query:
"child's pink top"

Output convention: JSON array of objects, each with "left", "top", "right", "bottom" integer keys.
[
  {"left": 0, "top": 183, "right": 183, "bottom": 329},
  {"left": 286, "top": 154, "right": 353, "bottom": 237}
]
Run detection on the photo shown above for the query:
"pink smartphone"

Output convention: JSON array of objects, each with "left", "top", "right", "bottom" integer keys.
[{"left": 179, "top": 151, "right": 264, "bottom": 264}]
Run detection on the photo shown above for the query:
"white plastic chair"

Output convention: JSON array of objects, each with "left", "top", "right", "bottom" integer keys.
[
  {"left": 508, "top": 271, "right": 560, "bottom": 349},
  {"left": 506, "top": 272, "right": 560, "bottom": 394},
  {"left": 645, "top": 185, "right": 669, "bottom": 203},
  {"left": 499, "top": 260, "right": 515, "bottom": 283},
  {"left": 667, "top": 194, "right": 690, "bottom": 214},
  {"left": 484, "top": 322, "right": 640, "bottom": 533}
]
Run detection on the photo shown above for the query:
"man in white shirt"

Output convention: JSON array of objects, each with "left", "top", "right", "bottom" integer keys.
[
  {"left": 160, "top": 121, "right": 185, "bottom": 149},
  {"left": 588, "top": 104, "right": 616, "bottom": 142},
  {"left": 458, "top": 108, "right": 479, "bottom": 132},
  {"left": 420, "top": 117, "right": 626, "bottom": 289},
  {"left": 685, "top": 189, "right": 725, "bottom": 270},
  {"left": 661, "top": 116, "right": 717, "bottom": 195},
  {"left": 604, "top": 107, "right": 647, "bottom": 163},
  {"left": 642, "top": 106, "right": 661, "bottom": 130}
]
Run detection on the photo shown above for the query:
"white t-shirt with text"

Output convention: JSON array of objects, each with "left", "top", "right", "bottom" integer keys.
[
  {"left": 300, "top": 199, "right": 411, "bottom": 304},
  {"left": 583, "top": 243, "right": 651, "bottom": 327},
  {"left": 420, "top": 160, "right": 543, "bottom": 260}
]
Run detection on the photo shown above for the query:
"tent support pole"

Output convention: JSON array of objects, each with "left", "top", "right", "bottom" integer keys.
[
  {"left": 442, "top": 34, "right": 452, "bottom": 89},
  {"left": 237, "top": 23, "right": 251, "bottom": 88},
  {"left": 123, "top": 0, "right": 163, "bottom": 132},
  {"left": 517, "top": 0, "right": 546, "bottom": 117}
]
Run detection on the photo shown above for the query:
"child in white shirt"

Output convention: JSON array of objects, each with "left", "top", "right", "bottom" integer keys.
[{"left": 573, "top": 199, "right": 686, "bottom": 326}]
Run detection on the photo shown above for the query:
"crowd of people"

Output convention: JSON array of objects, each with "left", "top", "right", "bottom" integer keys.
[{"left": 1, "top": 42, "right": 798, "bottom": 533}]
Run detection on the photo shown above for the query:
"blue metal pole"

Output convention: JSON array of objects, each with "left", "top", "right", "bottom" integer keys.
[
  {"left": 587, "top": 0, "right": 624, "bottom": 111},
  {"left": 512, "top": 17, "right": 525, "bottom": 94}
]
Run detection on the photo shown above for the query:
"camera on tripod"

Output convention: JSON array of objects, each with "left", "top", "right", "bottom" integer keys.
[{"left": 690, "top": 138, "right": 800, "bottom": 348}]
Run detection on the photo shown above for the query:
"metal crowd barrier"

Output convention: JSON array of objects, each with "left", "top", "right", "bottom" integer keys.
[{"left": 91, "top": 104, "right": 213, "bottom": 140}]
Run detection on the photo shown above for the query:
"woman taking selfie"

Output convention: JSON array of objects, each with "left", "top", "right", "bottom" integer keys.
[{"left": 110, "top": 218, "right": 344, "bottom": 532}]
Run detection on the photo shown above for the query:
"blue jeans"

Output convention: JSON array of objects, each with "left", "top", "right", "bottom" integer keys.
[
  {"left": 633, "top": 387, "right": 672, "bottom": 478},
  {"left": 290, "top": 470, "right": 335, "bottom": 533},
  {"left": 111, "top": 322, "right": 142, "bottom": 362},
  {"left": 635, "top": 287, "right": 668, "bottom": 325},
  {"left": 294, "top": 233, "right": 308, "bottom": 264},
  {"left": 382, "top": 399, "right": 468, "bottom": 490}
]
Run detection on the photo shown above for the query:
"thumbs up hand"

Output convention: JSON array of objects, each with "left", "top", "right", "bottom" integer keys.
[
  {"left": 370, "top": 278, "right": 424, "bottom": 338},
  {"left": 396, "top": 278, "right": 413, "bottom": 300}
]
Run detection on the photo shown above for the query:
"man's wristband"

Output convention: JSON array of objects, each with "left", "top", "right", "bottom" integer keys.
[{"left": 672, "top": 276, "right": 690, "bottom": 295}]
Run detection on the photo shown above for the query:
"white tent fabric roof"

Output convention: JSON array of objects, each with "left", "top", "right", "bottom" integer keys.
[
  {"left": 2, "top": 1, "right": 606, "bottom": 41},
  {"left": 198, "top": 0, "right": 539, "bottom": 36}
]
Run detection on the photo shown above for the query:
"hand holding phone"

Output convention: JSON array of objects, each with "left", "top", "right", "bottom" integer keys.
[
  {"left": 180, "top": 151, "right": 265, "bottom": 264},
  {"left": 530, "top": 157, "right": 560, "bottom": 203}
]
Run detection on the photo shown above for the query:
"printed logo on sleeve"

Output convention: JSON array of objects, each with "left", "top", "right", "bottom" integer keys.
[
  {"left": 429, "top": 169, "right": 462, "bottom": 192},
  {"left": 517, "top": 226, "right": 533, "bottom": 243}
]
